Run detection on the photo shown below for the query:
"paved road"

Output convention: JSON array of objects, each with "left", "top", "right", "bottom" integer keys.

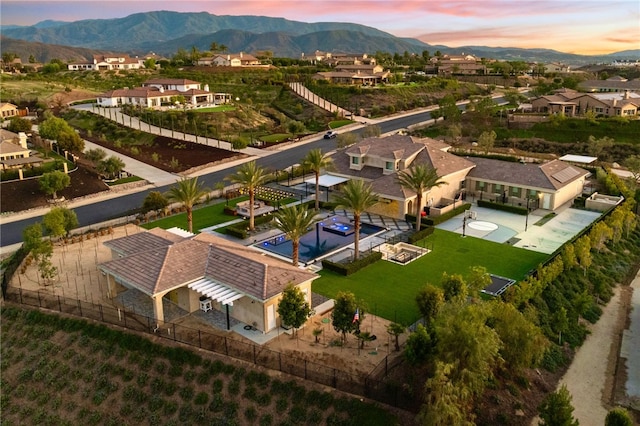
[{"left": 1, "top": 92, "right": 505, "bottom": 249}]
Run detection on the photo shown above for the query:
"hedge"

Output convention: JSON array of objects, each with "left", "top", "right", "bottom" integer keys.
[
  {"left": 225, "top": 214, "right": 275, "bottom": 240},
  {"left": 321, "top": 251, "right": 382, "bottom": 276},
  {"left": 477, "top": 200, "right": 527, "bottom": 215},
  {"left": 408, "top": 226, "right": 435, "bottom": 243},
  {"left": 406, "top": 203, "right": 472, "bottom": 227}
]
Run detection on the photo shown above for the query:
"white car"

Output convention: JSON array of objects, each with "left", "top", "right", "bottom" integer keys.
[{"left": 324, "top": 131, "right": 337, "bottom": 139}]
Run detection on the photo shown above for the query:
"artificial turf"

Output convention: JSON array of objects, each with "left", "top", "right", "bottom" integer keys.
[{"left": 312, "top": 228, "right": 549, "bottom": 326}]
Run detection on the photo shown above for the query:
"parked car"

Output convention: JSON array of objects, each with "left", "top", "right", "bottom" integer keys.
[{"left": 324, "top": 131, "right": 337, "bottom": 139}]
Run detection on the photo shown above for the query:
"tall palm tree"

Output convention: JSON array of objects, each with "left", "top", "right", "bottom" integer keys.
[
  {"left": 396, "top": 164, "right": 446, "bottom": 231},
  {"left": 302, "top": 148, "right": 333, "bottom": 211},
  {"left": 274, "top": 204, "right": 316, "bottom": 267},
  {"left": 166, "top": 177, "right": 209, "bottom": 233},
  {"left": 226, "top": 161, "right": 268, "bottom": 231},
  {"left": 333, "top": 179, "right": 378, "bottom": 260}
]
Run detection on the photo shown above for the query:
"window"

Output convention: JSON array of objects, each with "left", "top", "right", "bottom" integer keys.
[
  {"left": 511, "top": 187, "right": 521, "bottom": 197},
  {"left": 351, "top": 157, "right": 359, "bottom": 165},
  {"left": 476, "top": 181, "right": 485, "bottom": 190},
  {"left": 493, "top": 184, "right": 503, "bottom": 194},
  {"left": 385, "top": 161, "right": 394, "bottom": 170}
]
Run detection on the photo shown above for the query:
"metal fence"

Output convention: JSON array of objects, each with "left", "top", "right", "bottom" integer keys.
[{"left": 3, "top": 286, "right": 420, "bottom": 411}]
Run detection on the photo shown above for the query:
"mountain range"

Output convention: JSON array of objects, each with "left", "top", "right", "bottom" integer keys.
[{"left": 2, "top": 11, "right": 638, "bottom": 65}]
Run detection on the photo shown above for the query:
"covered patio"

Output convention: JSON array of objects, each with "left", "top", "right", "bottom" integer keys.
[{"left": 304, "top": 175, "right": 350, "bottom": 202}]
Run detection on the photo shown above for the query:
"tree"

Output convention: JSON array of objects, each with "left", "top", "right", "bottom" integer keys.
[
  {"left": 467, "top": 266, "right": 491, "bottom": 297},
  {"left": 404, "top": 323, "right": 433, "bottom": 364},
  {"left": 438, "top": 95, "right": 461, "bottom": 123},
  {"left": 43, "top": 207, "right": 78, "bottom": 239},
  {"left": 166, "top": 177, "right": 208, "bottom": 233},
  {"left": 386, "top": 322, "right": 405, "bottom": 351},
  {"left": 39, "top": 170, "right": 70, "bottom": 200},
  {"left": 415, "top": 284, "right": 444, "bottom": 327},
  {"left": 441, "top": 272, "right": 468, "bottom": 302},
  {"left": 302, "top": 149, "right": 333, "bottom": 211},
  {"left": 38, "top": 115, "right": 68, "bottom": 141},
  {"left": 84, "top": 148, "right": 107, "bottom": 163},
  {"left": 142, "top": 191, "right": 169, "bottom": 214},
  {"left": 143, "top": 58, "right": 156, "bottom": 69},
  {"left": 396, "top": 164, "right": 445, "bottom": 231},
  {"left": 587, "top": 135, "right": 615, "bottom": 159},
  {"left": 477, "top": 130, "right": 497, "bottom": 155},
  {"left": 226, "top": 161, "right": 268, "bottom": 231},
  {"left": 331, "top": 291, "right": 361, "bottom": 344},
  {"left": 553, "top": 307, "right": 569, "bottom": 345},
  {"left": 7, "top": 117, "right": 33, "bottom": 133},
  {"left": 574, "top": 236, "right": 592, "bottom": 275},
  {"left": 333, "top": 179, "right": 378, "bottom": 260},
  {"left": 39, "top": 115, "right": 84, "bottom": 153},
  {"left": 277, "top": 284, "right": 311, "bottom": 337},
  {"left": 56, "top": 127, "right": 85, "bottom": 154},
  {"left": 273, "top": 204, "right": 316, "bottom": 267},
  {"left": 420, "top": 361, "right": 474, "bottom": 426},
  {"left": 589, "top": 221, "right": 613, "bottom": 252},
  {"left": 22, "top": 223, "right": 56, "bottom": 283},
  {"left": 624, "top": 155, "right": 640, "bottom": 182},
  {"left": 489, "top": 302, "right": 548, "bottom": 371},
  {"left": 605, "top": 407, "right": 633, "bottom": 426},
  {"left": 538, "top": 385, "right": 579, "bottom": 426},
  {"left": 97, "top": 156, "right": 126, "bottom": 180}
]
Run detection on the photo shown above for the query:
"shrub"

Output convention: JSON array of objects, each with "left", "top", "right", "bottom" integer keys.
[
  {"left": 477, "top": 199, "right": 527, "bottom": 215},
  {"left": 407, "top": 226, "right": 435, "bottom": 243},
  {"left": 194, "top": 392, "right": 208, "bottom": 405},
  {"left": 321, "top": 251, "right": 382, "bottom": 276}
]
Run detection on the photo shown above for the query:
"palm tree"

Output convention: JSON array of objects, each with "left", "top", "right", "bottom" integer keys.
[
  {"left": 333, "top": 179, "right": 378, "bottom": 260},
  {"left": 302, "top": 148, "right": 333, "bottom": 211},
  {"left": 396, "top": 164, "right": 446, "bottom": 231},
  {"left": 166, "top": 177, "right": 209, "bottom": 233},
  {"left": 226, "top": 161, "right": 268, "bottom": 231},
  {"left": 274, "top": 204, "right": 316, "bottom": 267}
]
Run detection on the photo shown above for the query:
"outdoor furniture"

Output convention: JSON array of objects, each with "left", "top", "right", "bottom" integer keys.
[{"left": 199, "top": 297, "right": 212, "bottom": 312}]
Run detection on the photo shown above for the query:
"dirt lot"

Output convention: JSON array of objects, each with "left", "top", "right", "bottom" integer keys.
[{"left": 1, "top": 165, "right": 109, "bottom": 214}]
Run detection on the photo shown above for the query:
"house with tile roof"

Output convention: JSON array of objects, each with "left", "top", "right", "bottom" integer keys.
[
  {"left": 99, "top": 229, "right": 318, "bottom": 332},
  {"left": 96, "top": 78, "right": 231, "bottom": 108},
  {"left": 67, "top": 53, "right": 143, "bottom": 71},
  {"left": 327, "top": 135, "right": 590, "bottom": 219},
  {"left": 328, "top": 135, "right": 475, "bottom": 218},
  {"left": 197, "top": 52, "right": 261, "bottom": 67},
  {"left": 0, "top": 129, "right": 42, "bottom": 171},
  {"left": 530, "top": 89, "right": 639, "bottom": 117},
  {"left": 0, "top": 103, "right": 19, "bottom": 119}
]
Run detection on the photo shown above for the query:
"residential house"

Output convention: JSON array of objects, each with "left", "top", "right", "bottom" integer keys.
[
  {"left": 544, "top": 62, "right": 570, "bottom": 73},
  {"left": 0, "top": 103, "right": 18, "bottom": 119},
  {"left": 99, "top": 229, "right": 318, "bottom": 331},
  {"left": 199, "top": 53, "right": 261, "bottom": 67},
  {"left": 313, "top": 64, "right": 390, "bottom": 85},
  {"left": 327, "top": 135, "right": 590, "bottom": 218},
  {"left": 578, "top": 76, "right": 640, "bottom": 93},
  {"left": 328, "top": 135, "right": 475, "bottom": 218},
  {"left": 531, "top": 89, "right": 639, "bottom": 117},
  {"left": 68, "top": 54, "right": 143, "bottom": 71},
  {"left": 96, "top": 78, "right": 230, "bottom": 108},
  {"left": 465, "top": 158, "right": 589, "bottom": 211},
  {"left": 429, "top": 54, "right": 486, "bottom": 76},
  {"left": 0, "top": 129, "right": 41, "bottom": 170}
]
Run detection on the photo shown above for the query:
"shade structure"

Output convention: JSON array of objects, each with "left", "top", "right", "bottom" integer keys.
[{"left": 304, "top": 175, "right": 349, "bottom": 188}]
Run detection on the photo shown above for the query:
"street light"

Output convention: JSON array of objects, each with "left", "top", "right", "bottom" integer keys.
[{"left": 525, "top": 197, "right": 531, "bottom": 231}]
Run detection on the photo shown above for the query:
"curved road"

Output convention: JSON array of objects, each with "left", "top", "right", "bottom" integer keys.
[{"left": 1, "top": 97, "right": 502, "bottom": 248}]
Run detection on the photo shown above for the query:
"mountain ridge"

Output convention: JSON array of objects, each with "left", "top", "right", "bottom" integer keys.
[{"left": 1, "top": 11, "right": 638, "bottom": 65}]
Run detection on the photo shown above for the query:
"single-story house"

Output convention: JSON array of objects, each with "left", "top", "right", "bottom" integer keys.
[
  {"left": 99, "top": 228, "right": 318, "bottom": 332},
  {"left": 578, "top": 76, "right": 640, "bottom": 93},
  {"left": 198, "top": 53, "right": 260, "bottom": 67},
  {"left": 96, "top": 78, "right": 230, "bottom": 108},
  {"left": 0, "top": 130, "right": 40, "bottom": 170},
  {"left": 327, "top": 135, "right": 590, "bottom": 218},
  {"left": 530, "top": 89, "right": 639, "bottom": 117},
  {"left": 68, "top": 54, "right": 143, "bottom": 71}
]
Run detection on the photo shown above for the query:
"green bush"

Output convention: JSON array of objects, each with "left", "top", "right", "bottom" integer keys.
[
  {"left": 408, "top": 226, "right": 435, "bottom": 243},
  {"left": 477, "top": 199, "right": 527, "bottom": 215}
]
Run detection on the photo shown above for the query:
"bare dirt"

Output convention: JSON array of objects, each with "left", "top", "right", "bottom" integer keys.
[{"left": 1, "top": 165, "right": 109, "bottom": 214}]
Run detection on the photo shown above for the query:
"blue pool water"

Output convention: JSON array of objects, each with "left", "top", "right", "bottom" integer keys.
[{"left": 254, "top": 215, "right": 385, "bottom": 264}]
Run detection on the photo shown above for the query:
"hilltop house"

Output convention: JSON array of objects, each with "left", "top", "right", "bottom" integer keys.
[
  {"left": 428, "top": 54, "right": 486, "bottom": 76},
  {"left": 0, "top": 103, "right": 18, "bottom": 119},
  {"left": 99, "top": 229, "right": 318, "bottom": 331},
  {"left": 327, "top": 135, "right": 590, "bottom": 219},
  {"left": 197, "top": 53, "right": 261, "bottom": 67},
  {"left": 96, "top": 78, "right": 231, "bottom": 108},
  {"left": 313, "top": 63, "right": 390, "bottom": 85},
  {"left": 578, "top": 76, "right": 640, "bottom": 93},
  {"left": 68, "top": 54, "right": 143, "bottom": 71}
]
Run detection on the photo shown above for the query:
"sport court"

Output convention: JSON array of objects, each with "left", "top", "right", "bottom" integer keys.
[{"left": 435, "top": 205, "right": 602, "bottom": 254}]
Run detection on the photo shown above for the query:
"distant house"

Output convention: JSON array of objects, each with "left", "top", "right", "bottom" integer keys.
[
  {"left": 531, "top": 89, "right": 639, "bottom": 117},
  {"left": 313, "top": 64, "right": 390, "bottom": 85},
  {"left": 96, "top": 78, "right": 230, "bottom": 108},
  {"left": 99, "top": 228, "right": 318, "bottom": 331},
  {"left": 0, "top": 103, "right": 18, "bottom": 119},
  {"left": 198, "top": 52, "right": 261, "bottom": 67},
  {"left": 428, "top": 54, "right": 486, "bottom": 76},
  {"left": 578, "top": 76, "right": 640, "bottom": 93},
  {"left": 68, "top": 54, "right": 143, "bottom": 71},
  {"left": 327, "top": 135, "right": 590, "bottom": 219},
  {"left": 544, "top": 62, "right": 571, "bottom": 73}
]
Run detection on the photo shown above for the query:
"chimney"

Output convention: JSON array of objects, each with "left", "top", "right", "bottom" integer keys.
[
  {"left": 624, "top": 90, "right": 630, "bottom": 100},
  {"left": 612, "top": 98, "right": 617, "bottom": 106},
  {"left": 240, "top": 52, "right": 243, "bottom": 58},
  {"left": 18, "top": 132, "right": 28, "bottom": 149}
]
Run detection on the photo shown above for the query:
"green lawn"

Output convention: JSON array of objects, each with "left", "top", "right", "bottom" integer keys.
[
  {"left": 141, "top": 197, "right": 248, "bottom": 232},
  {"left": 193, "top": 105, "right": 236, "bottom": 113},
  {"left": 313, "top": 229, "right": 548, "bottom": 326},
  {"left": 328, "top": 120, "right": 353, "bottom": 129}
]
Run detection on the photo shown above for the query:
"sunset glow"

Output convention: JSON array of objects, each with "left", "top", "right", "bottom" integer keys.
[{"left": 1, "top": 0, "right": 639, "bottom": 55}]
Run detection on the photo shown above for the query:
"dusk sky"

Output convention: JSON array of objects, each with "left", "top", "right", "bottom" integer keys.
[{"left": 2, "top": 1, "right": 639, "bottom": 55}]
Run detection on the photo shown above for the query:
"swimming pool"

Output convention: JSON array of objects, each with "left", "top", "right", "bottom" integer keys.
[{"left": 254, "top": 215, "right": 386, "bottom": 264}]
